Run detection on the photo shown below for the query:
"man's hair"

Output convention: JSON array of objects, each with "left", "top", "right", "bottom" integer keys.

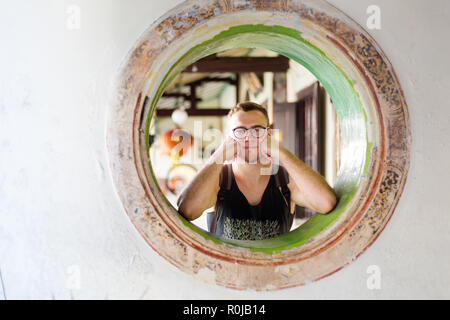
[{"left": 227, "top": 101, "right": 269, "bottom": 126}]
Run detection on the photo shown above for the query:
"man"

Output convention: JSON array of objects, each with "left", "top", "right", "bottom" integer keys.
[{"left": 177, "top": 102, "right": 336, "bottom": 240}]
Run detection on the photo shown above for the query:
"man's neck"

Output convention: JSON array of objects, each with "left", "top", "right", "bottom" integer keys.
[{"left": 232, "top": 161, "right": 273, "bottom": 184}]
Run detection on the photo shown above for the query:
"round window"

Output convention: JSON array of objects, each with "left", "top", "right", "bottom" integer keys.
[{"left": 107, "top": 0, "right": 410, "bottom": 290}]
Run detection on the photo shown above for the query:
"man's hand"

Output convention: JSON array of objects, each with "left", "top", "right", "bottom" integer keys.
[
  {"left": 210, "top": 135, "right": 238, "bottom": 164},
  {"left": 259, "top": 130, "right": 280, "bottom": 165}
]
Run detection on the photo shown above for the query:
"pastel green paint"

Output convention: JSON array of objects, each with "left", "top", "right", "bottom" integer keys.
[
  {"left": 363, "top": 141, "right": 373, "bottom": 178},
  {"left": 144, "top": 24, "right": 369, "bottom": 254}
]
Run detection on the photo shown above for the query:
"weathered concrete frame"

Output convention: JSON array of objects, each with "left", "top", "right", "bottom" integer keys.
[{"left": 107, "top": 0, "right": 410, "bottom": 290}]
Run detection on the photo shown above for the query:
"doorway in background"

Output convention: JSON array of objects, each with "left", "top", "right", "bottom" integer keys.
[{"left": 273, "top": 82, "right": 324, "bottom": 220}]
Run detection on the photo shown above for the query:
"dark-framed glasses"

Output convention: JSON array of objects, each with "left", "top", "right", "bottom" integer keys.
[{"left": 232, "top": 126, "right": 268, "bottom": 140}]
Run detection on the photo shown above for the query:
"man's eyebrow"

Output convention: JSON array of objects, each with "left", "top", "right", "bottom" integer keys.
[{"left": 233, "top": 125, "right": 266, "bottom": 129}]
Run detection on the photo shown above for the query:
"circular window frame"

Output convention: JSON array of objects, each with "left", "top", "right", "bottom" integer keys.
[{"left": 107, "top": 0, "right": 410, "bottom": 290}]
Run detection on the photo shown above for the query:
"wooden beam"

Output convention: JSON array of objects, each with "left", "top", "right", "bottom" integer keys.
[
  {"left": 190, "top": 84, "right": 197, "bottom": 109},
  {"left": 182, "top": 56, "right": 290, "bottom": 73},
  {"left": 187, "top": 77, "right": 237, "bottom": 87},
  {"left": 156, "top": 108, "right": 230, "bottom": 117},
  {"left": 236, "top": 73, "right": 240, "bottom": 102},
  {"left": 161, "top": 92, "right": 201, "bottom": 102}
]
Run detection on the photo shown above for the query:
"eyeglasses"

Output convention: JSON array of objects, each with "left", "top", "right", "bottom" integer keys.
[{"left": 232, "top": 126, "right": 268, "bottom": 140}]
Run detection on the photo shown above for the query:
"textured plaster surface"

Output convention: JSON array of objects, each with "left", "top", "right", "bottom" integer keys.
[{"left": 0, "top": 0, "right": 449, "bottom": 298}]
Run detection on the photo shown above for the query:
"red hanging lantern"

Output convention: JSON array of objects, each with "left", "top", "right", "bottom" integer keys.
[{"left": 159, "top": 125, "right": 194, "bottom": 157}]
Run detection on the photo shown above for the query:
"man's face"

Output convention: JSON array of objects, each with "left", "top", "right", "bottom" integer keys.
[{"left": 228, "top": 110, "right": 270, "bottom": 163}]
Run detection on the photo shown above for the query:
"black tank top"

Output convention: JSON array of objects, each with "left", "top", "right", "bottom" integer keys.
[{"left": 211, "top": 165, "right": 294, "bottom": 241}]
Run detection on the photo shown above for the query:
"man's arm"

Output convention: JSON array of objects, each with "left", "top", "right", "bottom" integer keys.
[
  {"left": 278, "top": 145, "right": 337, "bottom": 214},
  {"left": 176, "top": 160, "right": 222, "bottom": 221},
  {"left": 177, "top": 136, "right": 238, "bottom": 221}
]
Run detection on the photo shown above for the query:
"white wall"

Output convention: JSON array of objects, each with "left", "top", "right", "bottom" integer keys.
[{"left": 0, "top": 0, "right": 449, "bottom": 299}]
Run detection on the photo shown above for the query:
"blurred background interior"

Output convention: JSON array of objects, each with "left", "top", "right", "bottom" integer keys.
[{"left": 145, "top": 48, "right": 341, "bottom": 232}]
